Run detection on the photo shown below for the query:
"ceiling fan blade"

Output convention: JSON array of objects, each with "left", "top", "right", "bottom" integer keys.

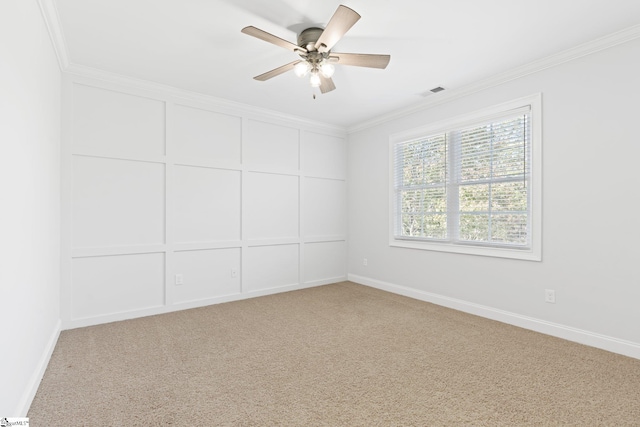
[
  {"left": 254, "top": 60, "right": 301, "bottom": 81},
  {"left": 319, "top": 75, "right": 336, "bottom": 94},
  {"left": 314, "top": 5, "right": 361, "bottom": 52},
  {"left": 241, "top": 26, "right": 307, "bottom": 53},
  {"left": 330, "top": 53, "right": 391, "bottom": 69}
]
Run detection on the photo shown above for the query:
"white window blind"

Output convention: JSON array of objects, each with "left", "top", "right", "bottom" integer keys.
[{"left": 393, "top": 105, "right": 534, "bottom": 252}]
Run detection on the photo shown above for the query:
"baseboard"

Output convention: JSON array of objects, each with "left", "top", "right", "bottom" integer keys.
[
  {"left": 348, "top": 274, "right": 640, "bottom": 360},
  {"left": 16, "top": 318, "right": 62, "bottom": 416},
  {"left": 63, "top": 278, "right": 345, "bottom": 330}
]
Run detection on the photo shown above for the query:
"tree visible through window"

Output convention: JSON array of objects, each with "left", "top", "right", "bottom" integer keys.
[
  {"left": 391, "top": 98, "right": 540, "bottom": 260},
  {"left": 399, "top": 134, "right": 448, "bottom": 239}
]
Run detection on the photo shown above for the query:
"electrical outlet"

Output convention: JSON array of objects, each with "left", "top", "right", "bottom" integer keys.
[
  {"left": 545, "top": 289, "right": 555, "bottom": 304},
  {"left": 175, "top": 274, "right": 184, "bottom": 286},
  {"left": 363, "top": 258, "right": 368, "bottom": 266},
  {"left": 231, "top": 268, "right": 238, "bottom": 278}
]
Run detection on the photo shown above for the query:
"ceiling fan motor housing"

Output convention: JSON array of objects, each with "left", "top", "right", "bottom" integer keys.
[
  {"left": 297, "top": 27, "right": 331, "bottom": 67},
  {"left": 297, "top": 27, "right": 324, "bottom": 51}
]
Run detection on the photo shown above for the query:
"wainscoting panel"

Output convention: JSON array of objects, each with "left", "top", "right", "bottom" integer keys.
[
  {"left": 71, "top": 253, "right": 165, "bottom": 320},
  {"left": 302, "top": 131, "right": 346, "bottom": 180},
  {"left": 244, "top": 172, "right": 299, "bottom": 241},
  {"left": 304, "top": 241, "right": 347, "bottom": 284},
  {"left": 244, "top": 244, "right": 300, "bottom": 292},
  {"left": 173, "top": 165, "right": 241, "bottom": 243},
  {"left": 302, "top": 177, "right": 346, "bottom": 238},
  {"left": 245, "top": 120, "right": 299, "bottom": 172},
  {"left": 173, "top": 248, "right": 241, "bottom": 304},
  {"left": 72, "top": 155, "right": 165, "bottom": 248},
  {"left": 72, "top": 83, "right": 165, "bottom": 158},
  {"left": 173, "top": 104, "right": 241, "bottom": 164}
]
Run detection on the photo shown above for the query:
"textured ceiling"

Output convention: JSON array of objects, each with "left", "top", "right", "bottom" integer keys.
[{"left": 53, "top": 0, "right": 640, "bottom": 128}]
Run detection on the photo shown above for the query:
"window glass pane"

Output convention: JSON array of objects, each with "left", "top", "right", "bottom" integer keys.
[
  {"left": 423, "top": 187, "right": 447, "bottom": 213},
  {"left": 401, "top": 214, "right": 423, "bottom": 237},
  {"left": 459, "top": 214, "right": 489, "bottom": 242},
  {"left": 400, "top": 213, "right": 447, "bottom": 239},
  {"left": 459, "top": 115, "right": 528, "bottom": 182},
  {"left": 460, "top": 128, "right": 492, "bottom": 182},
  {"left": 492, "top": 117, "right": 527, "bottom": 178},
  {"left": 491, "top": 182, "right": 527, "bottom": 212},
  {"left": 399, "top": 135, "right": 447, "bottom": 187},
  {"left": 400, "top": 187, "right": 447, "bottom": 238},
  {"left": 459, "top": 184, "right": 489, "bottom": 212},
  {"left": 493, "top": 145, "right": 525, "bottom": 178},
  {"left": 401, "top": 147, "right": 424, "bottom": 186},
  {"left": 424, "top": 214, "right": 447, "bottom": 239},
  {"left": 422, "top": 135, "right": 447, "bottom": 184},
  {"left": 401, "top": 189, "right": 421, "bottom": 214},
  {"left": 490, "top": 214, "right": 528, "bottom": 244}
]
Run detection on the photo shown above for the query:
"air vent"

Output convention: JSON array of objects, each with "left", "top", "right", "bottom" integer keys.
[{"left": 430, "top": 86, "right": 445, "bottom": 93}]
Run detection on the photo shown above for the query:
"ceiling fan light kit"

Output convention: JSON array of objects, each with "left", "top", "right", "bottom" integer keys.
[
  {"left": 241, "top": 5, "right": 390, "bottom": 95},
  {"left": 294, "top": 61, "right": 311, "bottom": 77}
]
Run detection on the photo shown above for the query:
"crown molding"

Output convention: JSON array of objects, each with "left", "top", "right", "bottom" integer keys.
[
  {"left": 37, "top": 0, "right": 639, "bottom": 135},
  {"left": 37, "top": 0, "right": 69, "bottom": 70},
  {"left": 64, "top": 63, "right": 346, "bottom": 135},
  {"left": 347, "top": 23, "right": 640, "bottom": 134}
]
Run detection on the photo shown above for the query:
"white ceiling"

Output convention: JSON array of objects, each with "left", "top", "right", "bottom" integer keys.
[{"left": 53, "top": 0, "right": 640, "bottom": 128}]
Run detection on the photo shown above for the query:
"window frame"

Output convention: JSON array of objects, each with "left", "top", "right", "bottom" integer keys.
[{"left": 388, "top": 94, "right": 542, "bottom": 261}]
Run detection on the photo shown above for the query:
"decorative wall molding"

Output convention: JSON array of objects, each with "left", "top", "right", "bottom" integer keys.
[
  {"left": 348, "top": 274, "right": 640, "bottom": 360},
  {"left": 61, "top": 76, "right": 348, "bottom": 329},
  {"left": 348, "top": 24, "right": 640, "bottom": 133}
]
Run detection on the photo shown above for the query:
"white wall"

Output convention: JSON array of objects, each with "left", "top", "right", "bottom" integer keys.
[
  {"left": 348, "top": 38, "right": 640, "bottom": 357},
  {"left": 61, "top": 76, "right": 348, "bottom": 328},
  {"left": 0, "top": 1, "right": 62, "bottom": 416},
  {"left": 3, "top": 6, "right": 636, "bottom": 418}
]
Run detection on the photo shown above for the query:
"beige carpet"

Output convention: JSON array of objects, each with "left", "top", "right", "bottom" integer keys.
[{"left": 29, "top": 282, "right": 640, "bottom": 426}]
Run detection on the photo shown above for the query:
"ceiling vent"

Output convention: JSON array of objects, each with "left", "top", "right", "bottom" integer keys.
[{"left": 430, "top": 86, "right": 445, "bottom": 93}]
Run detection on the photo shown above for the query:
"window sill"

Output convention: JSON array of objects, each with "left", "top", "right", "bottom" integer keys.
[{"left": 389, "top": 238, "right": 541, "bottom": 261}]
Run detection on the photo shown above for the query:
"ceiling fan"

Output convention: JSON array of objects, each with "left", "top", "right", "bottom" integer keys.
[{"left": 241, "top": 5, "right": 390, "bottom": 94}]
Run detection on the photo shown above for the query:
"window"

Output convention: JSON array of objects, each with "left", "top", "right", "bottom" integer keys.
[{"left": 389, "top": 94, "right": 541, "bottom": 261}]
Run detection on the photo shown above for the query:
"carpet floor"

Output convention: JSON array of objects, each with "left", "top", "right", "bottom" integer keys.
[{"left": 29, "top": 282, "right": 640, "bottom": 425}]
